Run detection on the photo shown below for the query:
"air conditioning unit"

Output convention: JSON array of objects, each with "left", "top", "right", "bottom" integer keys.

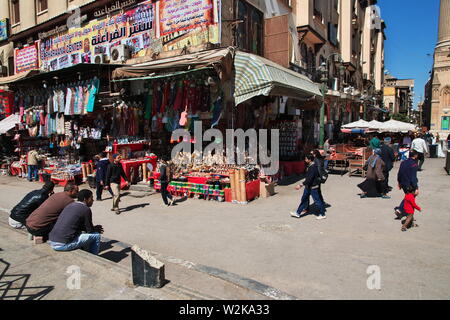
[
  {"left": 93, "top": 54, "right": 109, "bottom": 64},
  {"left": 0, "top": 66, "right": 7, "bottom": 77},
  {"left": 110, "top": 45, "right": 131, "bottom": 64}
]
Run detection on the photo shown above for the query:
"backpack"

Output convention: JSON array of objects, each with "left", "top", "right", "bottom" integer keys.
[{"left": 318, "top": 163, "right": 329, "bottom": 184}]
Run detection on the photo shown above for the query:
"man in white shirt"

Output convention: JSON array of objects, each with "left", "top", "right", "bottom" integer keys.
[{"left": 411, "top": 134, "right": 429, "bottom": 171}]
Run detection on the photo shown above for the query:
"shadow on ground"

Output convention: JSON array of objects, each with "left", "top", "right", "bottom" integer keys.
[{"left": 0, "top": 258, "right": 54, "bottom": 300}]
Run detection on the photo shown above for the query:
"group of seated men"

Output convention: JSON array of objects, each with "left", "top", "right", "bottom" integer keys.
[{"left": 8, "top": 182, "right": 104, "bottom": 255}]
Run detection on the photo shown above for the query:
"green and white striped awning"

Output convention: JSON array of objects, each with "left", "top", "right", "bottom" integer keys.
[{"left": 234, "top": 51, "right": 323, "bottom": 105}]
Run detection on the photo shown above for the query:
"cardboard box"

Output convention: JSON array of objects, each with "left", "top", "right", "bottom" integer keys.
[{"left": 260, "top": 182, "right": 275, "bottom": 198}]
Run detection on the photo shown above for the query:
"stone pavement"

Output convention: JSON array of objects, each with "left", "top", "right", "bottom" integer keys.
[
  {"left": 1, "top": 157, "right": 449, "bottom": 300},
  {"left": 0, "top": 220, "right": 277, "bottom": 300}
]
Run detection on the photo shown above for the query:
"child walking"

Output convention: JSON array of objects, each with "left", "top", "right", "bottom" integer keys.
[{"left": 402, "top": 186, "right": 422, "bottom": 232}]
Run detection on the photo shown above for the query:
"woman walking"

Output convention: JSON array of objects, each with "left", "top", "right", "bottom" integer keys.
[{"left": 358, "top": 148, "right": 389, "bottom": 198}]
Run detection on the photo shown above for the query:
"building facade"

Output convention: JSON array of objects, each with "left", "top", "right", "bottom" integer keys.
[
  {"left": 383, "top": 75, "right": 415, "bottom": 117},
  {"left": 427, "top": 0, "right": 450, "bottom": 135}
]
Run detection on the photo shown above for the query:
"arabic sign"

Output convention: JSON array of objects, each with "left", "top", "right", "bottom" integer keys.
[
  {"left": 0, "top": 18, "right": 9, "bottom": 42},
  {"left": 94, "top": 0, "right": 138, "bottom": 18},
  {"left": 159, "top": 0, "right": 216, "bottom": 36},
  {"left": 15, "top": 42, "right": 39, "bottom": 74},
  {"left": 157, "top": 0, "right": 220, "bottom": 51},
  {"left": 40, "top": 1, "right": 154, "bottom": 71}
]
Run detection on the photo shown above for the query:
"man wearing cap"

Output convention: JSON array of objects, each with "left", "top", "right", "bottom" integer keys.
[
  {"left": 9, "top": 182, "right": 55, "bottom": 229},
  {"left": 105, "top": 155, "right": 130, "bottom": 214}
]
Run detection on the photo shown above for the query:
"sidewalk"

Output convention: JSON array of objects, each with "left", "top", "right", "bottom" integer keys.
[{"left": 0, "top": 218, "right": 276, "bottom": 300}]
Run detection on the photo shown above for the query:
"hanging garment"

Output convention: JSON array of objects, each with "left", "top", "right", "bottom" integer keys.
[
  {"left": 52, "top": 91, "right": 59, "bottom": 114},
  {"left": 70, "top": 87, "right": 76, "bottom": 115},
  {"left": 73, "top": 86, "right": 80, "bottom": 115},
  {"left": 160, "top": 82, "right": 170, "bottom": 114},
  {"left": 87, "top": 77, "right": 100, "bottom": 113},
  {"left": 83, "top": 86, "right": 90, "bottom": 115},
  {"left": 77, "top": 86, "right": 84, "bottom": 114},
  {"left": 173, "top": 81, "right": 184, "bottom": 111},
  {"left": 145, "top": 90, "right": 153, "bottom": 120},
  {"left": 58, "top": 90, "right": 65, "bottom": 113},
  {"left": 211, "top": 96, "right": 223, "bottom": 128},
  {"left": 64, "top": 87, "right": 72, "bottom": 115}
]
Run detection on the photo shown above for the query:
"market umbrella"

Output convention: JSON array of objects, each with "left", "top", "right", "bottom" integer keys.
[
  {"left": 377, "top": 120, "right": 417, "bottom": 133},
  {"left": 341, "top": 119, "right": 370, "bottom": 129},
  {"left": 367, "top": 120, "right": 384, "bottom": 130}
]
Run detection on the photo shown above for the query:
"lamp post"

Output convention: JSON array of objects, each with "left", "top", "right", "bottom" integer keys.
[{"left": 318, "top": 53, "right": 345, "bottom": 148}]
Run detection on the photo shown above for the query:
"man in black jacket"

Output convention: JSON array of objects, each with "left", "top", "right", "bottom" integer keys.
[
  {"left": 105, "top": 155, "right": 130, "bottom": 214},
  {"left": 95, "top": 152, "right": 114, "bottom": 201},
  {"left": 380, "top": 138, "right": 396, "bottom": 193},
  {"left": 9, "top": 182, "right": 55, "bottom": 229},
  {"left": 290, "top": 154, "right": 326, "bottom": 220}
]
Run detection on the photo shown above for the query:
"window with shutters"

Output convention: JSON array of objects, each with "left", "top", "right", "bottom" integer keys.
[
  {"left": 11, "top": 0, "right": 20, "bottom": 25},
  {"left": 235, "top": 0, "right": 263, "bottom": 56}
]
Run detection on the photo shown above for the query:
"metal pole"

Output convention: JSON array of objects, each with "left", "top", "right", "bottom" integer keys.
[{"left": 320, "top": 82, "right": 326, "bottom": 148}]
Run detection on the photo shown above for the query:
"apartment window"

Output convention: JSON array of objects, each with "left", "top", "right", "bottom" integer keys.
[
  {"left": 235, "top": 0, "right": 263, "bottom": 56},
  {"left": 37, "top": 0, "right": 48, "bottom": 13},
  {"left": 442, "top": 117, "right": 449, "bottom": 130},
  {"left": 314, "top": 0, "right": 323, "bottom": 22},
  {"left": 11, "top": 0, "right": 20, "bottom": 25},
  {"left": 328, "top": 23, "right": 338, "bottom": 47},
  {"left": 307, "top": 48, "right": 316, "bottom": 75}
]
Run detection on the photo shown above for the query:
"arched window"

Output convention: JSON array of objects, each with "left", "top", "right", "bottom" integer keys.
[{"left": 441, "top": 86, "right": 450, "bottom": 107}]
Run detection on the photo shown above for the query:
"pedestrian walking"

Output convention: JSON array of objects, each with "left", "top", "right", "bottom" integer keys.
[
  {"left": 411, "top": 134, "right": 428, "bottom": 171},
  {"left": 380, "top": 137, "right": 396, "bottom": 192},
  {"left": 290, "top": 154, "right": 326, "bottom": 220},
  {"left": 95, "top": 152, "right": 114, "bottom": 201},
  {"left": 395, "top": 151, "right": 419, "bottom": 218},
  {"left": 400, "top": 186, "right": 422, "bottom": 232},
  {"left": 105, "top": 155, "right": 130, "bottom": 214},
  {"left": 159, "top": 157, "right": 174, "bottom": 207},
  {"left": 358, "top": 148, "right": 389, "bottom": 198}
]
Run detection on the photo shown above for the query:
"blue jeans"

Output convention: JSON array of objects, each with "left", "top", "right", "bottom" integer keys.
[
  {"left": 28, "top": 165, "right": 39, "bottom": 181},
  {"left": 50, "top": 233, "right": 101, "bottom": 255},
  {"left": 297, "top": 187, "right": 325, "bottom": 216}
]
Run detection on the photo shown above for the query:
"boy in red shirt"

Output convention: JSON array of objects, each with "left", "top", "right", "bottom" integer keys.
[{"left": 402, "top": 186, "right": 422, "bottom": 232}]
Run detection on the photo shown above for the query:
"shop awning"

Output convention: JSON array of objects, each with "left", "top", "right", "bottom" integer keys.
[
  {"left": 112, "top": 47, "right": 235, "bottom": 80},
  {"left": 0, "top": 114, "right": 20, "bottom": 134},
  {"left": 233, "top": 51, "right": 323, "bottom": 105},
  {"left": 0, "top": 70, "right": 40, "bottom": 86}
]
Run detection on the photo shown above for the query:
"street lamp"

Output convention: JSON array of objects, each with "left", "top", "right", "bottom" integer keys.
[{"left": 317, "top": 53, "right": 345, "bottom": 148}]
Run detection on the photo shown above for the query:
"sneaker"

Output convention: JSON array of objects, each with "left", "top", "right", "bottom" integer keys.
[
  {"left": 316, "top": 215, "right": 327, "bottom": 220},
  {"left": 115, "top": 209, "right": 121, "bottom": 215},
  {"left": 290, "top": 211, "right": 300, "bottom": 218},
  {"left": 111, "top": 208, "right": 118, "bottom": 212},
  {"left": 360, "top": 194, "right": 368, "bottom": 199},
  {"left": 381, "top": 195, "right": 391, "bottom": 199}
]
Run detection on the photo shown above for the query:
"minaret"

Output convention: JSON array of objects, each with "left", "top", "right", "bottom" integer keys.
[{"left": 437, "top": 0, "right": 450, "bottom": 48}]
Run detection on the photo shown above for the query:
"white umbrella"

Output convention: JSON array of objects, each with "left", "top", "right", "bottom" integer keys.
[
  {"left": 367, "top": 120, "right": 384, "bottom": 130},
  {"left": 377, "top": 119, "right": 417, "bottom": 133},
  {"left": 342, "top": 119, "right": 370, "bottom": 129}
]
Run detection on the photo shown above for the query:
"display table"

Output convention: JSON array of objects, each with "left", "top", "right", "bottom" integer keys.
[
  {"left": 279, "top": 161, "right": 306, "bottom": 176},
  {"left": 113, "top": 143, "right": 146, "bottom": 154},
  {"left": 9, "top": 163, "right": 23, "bottom": 176},
  {"left": 120, "top": 156, "right": 157, "bottom": 188}
]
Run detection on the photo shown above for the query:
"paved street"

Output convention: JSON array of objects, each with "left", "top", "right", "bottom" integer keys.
[{"left": 1, "top": 157, "right": 449, "bottom": 299}]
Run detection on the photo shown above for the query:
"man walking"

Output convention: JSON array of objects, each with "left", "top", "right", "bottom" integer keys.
[
  {"left": 9, "top": 182, "right": 55, "bottom": 229},
  {"left": 27, "top": 148, "right": 40, "bottom": 182},
  {"left": 159, "top": 157, "right": 174, "bottom": 207},
  {"left": 380, "top": 137, "right": 396, "bottom": 193},
  {"left": 411, "top": 134, "right": 428, "bottom": 171},
  {"left": 26, "top": 183, "right": 79, "bottom": 238},
  {"left": 95, "top": 152, "right": 114, "bottom": 201},
  {"left": 290, "top": 154, "right": 326, "bottom": 220},
  {"left": 49, "top": 190, "right": 104, "bottom": 255},
  {"left": 395, "top": 151, "right": 419, "bottom": 218},
  {"left": 105, "top": 155, "right": 130, "bottom": 214}
]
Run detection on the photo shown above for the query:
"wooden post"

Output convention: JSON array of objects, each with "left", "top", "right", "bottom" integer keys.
[
  {"left": 230, "top": 170, "right": 236, "bottom": 202},
  {"left": 239, "top": 169, "right": 247, "bottom": 204}
]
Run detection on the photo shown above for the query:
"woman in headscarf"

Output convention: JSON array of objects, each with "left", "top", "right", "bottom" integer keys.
[{"left": 357, "top": 148, "right": 389, "bottom": 198}]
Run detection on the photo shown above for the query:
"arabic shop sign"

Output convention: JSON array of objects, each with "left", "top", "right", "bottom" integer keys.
[
  {"left": 39, "top": 1, "right": 153, "bottom": 71},
  {"left": 14, "top": 42, "right": 39, "bottom": 74},
  {"left": 158, "top": 0, "right": 218, "bottom": 36},
  {"left": 94, "top": 0, "right": 138, "bottom": 18}
]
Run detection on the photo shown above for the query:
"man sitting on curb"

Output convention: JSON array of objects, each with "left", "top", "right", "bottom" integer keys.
[
  {"left": 9, "top": 181, "right": 55, "bottom": 229},
  {"left": 49, "top": 190, "right": 104, "bottom": 255},
  {"left": 26, "top": 183, "right": 79, "bottom": 239}
]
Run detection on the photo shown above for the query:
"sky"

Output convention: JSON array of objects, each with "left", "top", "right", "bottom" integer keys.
[{"left": 378, "top": 0, "right": 440, "bottom": 108}]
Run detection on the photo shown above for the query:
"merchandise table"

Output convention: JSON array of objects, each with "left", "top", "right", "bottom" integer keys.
[
  {"left": 120, "top": 156, "right": 157, "bottom": 188},
  {"left": 113, "top": 143, "right": 146, "bottom": 154}
]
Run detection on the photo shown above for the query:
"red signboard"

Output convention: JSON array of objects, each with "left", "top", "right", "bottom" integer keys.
[{"left": 14, "top": 42, "right": 39, "bottom": 74}]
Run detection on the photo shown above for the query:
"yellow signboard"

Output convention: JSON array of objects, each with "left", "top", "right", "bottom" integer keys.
[{"left": 383, "top": 87, "right": 396, "bottom": 96}]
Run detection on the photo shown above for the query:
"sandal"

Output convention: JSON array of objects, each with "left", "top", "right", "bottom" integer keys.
[
  {"left": 413, "top": 223, "right": 419, "bottom": 228},
  {"left": 401, "top": 226, "right": 407, "bottom": 232}
]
